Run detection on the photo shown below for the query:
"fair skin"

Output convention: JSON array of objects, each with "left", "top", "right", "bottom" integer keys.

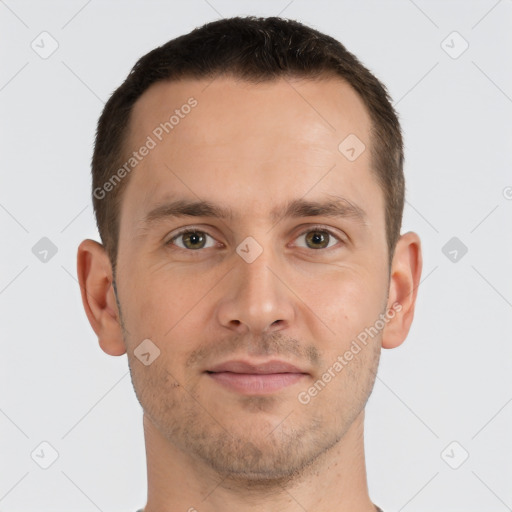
[{"left": 77, "top": 76, "right": 422, "bottom": 511}]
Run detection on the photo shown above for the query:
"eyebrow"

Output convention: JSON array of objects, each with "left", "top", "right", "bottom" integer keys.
[{"left": 141, "top": 196, "right": 368, "bottom": 227}]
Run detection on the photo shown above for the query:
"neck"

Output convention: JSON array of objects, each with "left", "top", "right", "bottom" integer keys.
[{"left": 141, "top": 409, "right": 376, "bottom": 512}]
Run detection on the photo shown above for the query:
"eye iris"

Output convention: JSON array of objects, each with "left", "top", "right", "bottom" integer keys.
[
  {"left": 183, "top": 232, "right": 206, "bottom": 249},
  {"left": 306, "top": 231, "right": 329, "bottom": 249}
]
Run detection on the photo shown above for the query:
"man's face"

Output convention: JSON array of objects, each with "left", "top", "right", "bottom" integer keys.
[{"left": 115, "top": 76, "right": 390, "bottom": 480}]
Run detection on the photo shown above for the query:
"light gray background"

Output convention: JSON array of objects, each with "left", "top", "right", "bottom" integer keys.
[{"left": 1, "top": 0, "right": 511, "bottom": 510}]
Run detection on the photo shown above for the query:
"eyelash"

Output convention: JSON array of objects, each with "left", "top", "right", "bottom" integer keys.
[{"left": 166, "top": 225, "right": 345, "bottom": 252}]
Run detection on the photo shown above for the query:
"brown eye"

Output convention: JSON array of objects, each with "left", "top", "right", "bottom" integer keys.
[
  {"left": 169, "top": 230, "right": 215, "bottom": 250},
  {"left": 305, "top": 230, "right": 330, "bottom": 249},
  {"left": 182, "top": 232, "right": 206, "bottom": 249},
  {"left": 295, "top": 228, "right": 342, "bottom": 250}
]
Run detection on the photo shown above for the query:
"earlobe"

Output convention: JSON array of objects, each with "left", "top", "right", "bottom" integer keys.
[
  {"left": 76, "top": 239, "right": 126, "bottom": 356},
  {"left": 382, "top": 231, "right": 423, "bottom": 349}
]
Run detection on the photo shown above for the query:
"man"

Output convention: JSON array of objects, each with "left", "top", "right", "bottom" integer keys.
[{"left": 77, "top": 16, "right": 422, "bottom": 512}]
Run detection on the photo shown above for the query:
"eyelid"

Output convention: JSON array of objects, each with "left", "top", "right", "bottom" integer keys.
[
  {"left": 292, "top": 224, "right": 346, "bottom": 248},
  {"left": 166, "top": 226, "right": 221, "bottom": 250}
]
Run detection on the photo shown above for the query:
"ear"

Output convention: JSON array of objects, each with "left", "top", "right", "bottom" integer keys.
[
  {"left": 382, "top": 231, "right": 423, "bottom": 349},
  {"left": 76, "top": 239, "right": 126, "bottom": 356}
]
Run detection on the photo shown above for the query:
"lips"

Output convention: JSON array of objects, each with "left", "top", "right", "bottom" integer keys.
[
  {"left": 208, "top": 360, "right": 304, "bottom": 374},
  {"left": 206, "top": 360, "right": 308, "bottom": 395}
]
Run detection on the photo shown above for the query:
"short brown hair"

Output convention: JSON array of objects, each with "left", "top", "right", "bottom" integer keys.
[{"left": 92, "top": 16, "right": 404, "bottom": 271}]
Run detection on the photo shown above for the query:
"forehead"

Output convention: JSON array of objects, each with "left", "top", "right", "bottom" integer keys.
[
  {"left": 120, "top": 75, "right": 383, "bottom": 235},
  {"left": 130, "top": 75, "right": 371, "bottom": 152}
]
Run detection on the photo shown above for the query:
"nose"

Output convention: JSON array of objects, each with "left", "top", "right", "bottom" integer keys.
[{"left": 215, "top": 245, "right": 296, "bottom": 335}]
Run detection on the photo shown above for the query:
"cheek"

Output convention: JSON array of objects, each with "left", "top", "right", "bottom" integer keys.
[
  {"left": 303, "top": 268, "right": 387, "bottom": 344},
  {"left": 123, "top": 266, "right": 218, "bottom": 344}
]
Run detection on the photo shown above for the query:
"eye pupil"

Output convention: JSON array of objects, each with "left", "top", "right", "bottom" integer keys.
[
  {"left": 184, "top": 232, "right": 206, "bottom": 249},
  {"left": 306, "top": 231, "right": 329, "bottom": 249}
]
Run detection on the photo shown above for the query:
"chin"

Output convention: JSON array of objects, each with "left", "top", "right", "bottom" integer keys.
[{"left": 183, "top": 418, "right": 338, "bottom": 486}]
